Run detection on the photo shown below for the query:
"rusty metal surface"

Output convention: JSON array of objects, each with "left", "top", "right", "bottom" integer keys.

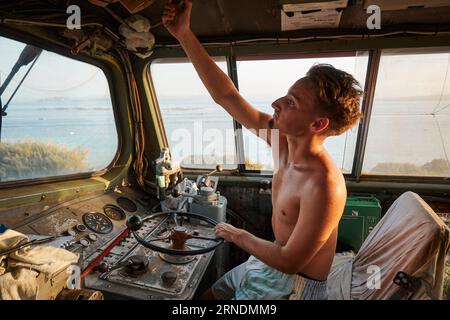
[{"left": 56, "top": 288, "right": 104, "bottom": 300}]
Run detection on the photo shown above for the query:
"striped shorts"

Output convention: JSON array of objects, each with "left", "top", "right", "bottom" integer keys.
[{"left": 211, "top": 255, "right": 328, "bottom": 300}]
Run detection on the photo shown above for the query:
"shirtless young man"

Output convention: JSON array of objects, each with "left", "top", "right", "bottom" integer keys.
[{"left": 162, "top": 0, "right": 363, "bottom": 300}]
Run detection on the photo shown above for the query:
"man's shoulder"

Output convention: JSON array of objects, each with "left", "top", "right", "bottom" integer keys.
[
  {"left": 309, "top": 157, "right": 343, "bottom": 181},
  {"left": 309, "top": 165, "right": 346, "bottom": 201}
]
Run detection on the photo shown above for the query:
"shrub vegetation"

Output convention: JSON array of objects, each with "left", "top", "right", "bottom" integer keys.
[{"left": 0, "top": 140, "right": 88, "bottom": 181}]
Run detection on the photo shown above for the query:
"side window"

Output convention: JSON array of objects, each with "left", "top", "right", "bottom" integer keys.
[
  {"left": 150, "top": 59, "right": 237, "bottom": 169},
  {"left": 236, "top": 53, "right": 369, "bottom": 172},
  {"left": 363, "top": 48, "right": 450, "bottom": 177},
  {"left": 0, "top": 37, "right": 118, "bottom": 182}
]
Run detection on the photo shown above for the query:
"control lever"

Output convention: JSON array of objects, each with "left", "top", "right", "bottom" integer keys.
[
  {"left": 98, "top": 258, "right": 134, "bottom": 280},
  {"left": 81, "top": 228, "right": 130, "bottom": 280},
  {"left": 198, "top": 165, "right": 223, "bottom": 189},
  {"left": 208, "top": 164, "right": 223, "bottom": 176}
]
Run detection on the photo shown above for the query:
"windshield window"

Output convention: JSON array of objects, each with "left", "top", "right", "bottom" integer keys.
[
  {"left": 362, "top": 48, "right": 450, "bottom": 177},
  {"left": 0, "top": 37, "right": 118, "bottom": 182},
  {"left": 150, "top": 58, "right": 237, "bottom": 169},
  {"left": 236, "top": 53, "right": 369, "bottom": 172}
]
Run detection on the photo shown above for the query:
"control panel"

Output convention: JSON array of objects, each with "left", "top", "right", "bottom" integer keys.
[{"left": 2, "top": 186, "right": 217, "bottom": 300}]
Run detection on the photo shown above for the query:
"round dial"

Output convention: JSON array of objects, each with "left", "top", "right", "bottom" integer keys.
[
  {"left": 103, "top": 204, "right": 126, "bottom": 221},
  {"left": 75, "top": 224, "right": 87, "bottom": 232},
  {"left": 88, "top": 233, "right": 98, "bottom": 241},
  {"left": 79, "top": 238, "right": 90, "bottom": 247},
  {"left": 82, "top": 212, "right": 113, "bottom": 234}
]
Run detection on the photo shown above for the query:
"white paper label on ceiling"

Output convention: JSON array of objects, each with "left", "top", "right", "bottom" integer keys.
[
  {"left": 281, "top": 0, "right": 348, "bottom": 31},
  {"left": 281, "top": 9, "right": 343, "bottom": 31},
  {"left": 282, "top": 0, "right": 348, "bottom": 12}
]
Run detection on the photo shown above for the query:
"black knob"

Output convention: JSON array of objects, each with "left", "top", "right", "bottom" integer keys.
[
  {"left": 260, "top": 179, "right": 271, "bottom": 191},
  {"left": 96, "top": 262, "right": 110, "bottom": 273},
  {"left": 161, "top": 271, "right": 177, "bottom": 285},
  {"left": 126, "top": 215, "right": 143, "bottom": 231}
]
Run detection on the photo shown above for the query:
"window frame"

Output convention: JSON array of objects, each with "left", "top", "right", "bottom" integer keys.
[
  {"left": 233, "top": 51, "right": 370, "bottom": 176},
  {"left": 147, "top": 39, "right": 450, "bottom": 184},
  {"left": 0, "top": 33, "right": 122, "bottom": 188},
  {"left": 149, "top": 56, "right": 239, "bottom": 172},
  {"left": 357, "top": 47, "right": 450, "bottom": 183}
]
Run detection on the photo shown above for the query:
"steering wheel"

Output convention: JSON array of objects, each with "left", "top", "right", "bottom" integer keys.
[{"left": 126, "top": 211, "right": 224, "bottom": 256}]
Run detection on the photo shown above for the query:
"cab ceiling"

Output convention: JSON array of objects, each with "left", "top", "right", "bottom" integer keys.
[{"left": 1, "top": 0, "right": 450, "bottom": 44}]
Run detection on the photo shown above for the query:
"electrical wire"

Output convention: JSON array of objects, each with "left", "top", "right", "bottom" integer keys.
[
  {"left": 116, "top": 48, "right": 152, "bottom": 193},
  {"left": 157, "top": 30, "right": 450, "bottom": 48},
  {"left": 432, "top": 53, "right": 450, "bottom": 114},
  {"left": 1, "top": 18, "right": 121, "bottom": 42},
  {"left": 432, "top": 114, "right": 450, "bottom": 172},
  {"left": 103, "top": 6, "right": 136, "bottom": 33},
  {"left": 0, "top": 69, "right": 101, "bottom": 93},
  {"left": 434, "top": 103, "right": 450, "bottom": 114}
]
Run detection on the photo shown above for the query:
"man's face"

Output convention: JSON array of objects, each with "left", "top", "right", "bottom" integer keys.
[{"left": 269, "top": 77, "right": 325, "bottom": 137}]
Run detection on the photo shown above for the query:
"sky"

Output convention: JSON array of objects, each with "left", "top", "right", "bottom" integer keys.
[{"left": 0, "top": 36, "right": 111, "bottom": 104}]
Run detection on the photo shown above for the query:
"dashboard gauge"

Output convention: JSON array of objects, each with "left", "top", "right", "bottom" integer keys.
[
  {"left": 82, "top": 212, "right": 113, "bottom": 234},
  {"left": 103, "top": 204, "right": 126, "bottom": 221},
  {"left": 88, "top": 233, "right": 98, "bottom": 242},
  {"left": 79, "top": 238, "right": 90, "bottom": 247},
  {"left": 75, "top": 224, "right": 87, "bottom": 232},
  {"left": 117, "top": 197, "right": 137, "bottom": 212}
]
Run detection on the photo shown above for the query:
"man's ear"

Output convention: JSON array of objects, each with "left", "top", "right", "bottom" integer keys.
[{"left": 311, "top": 117, "right": 329, "bottom": 134}]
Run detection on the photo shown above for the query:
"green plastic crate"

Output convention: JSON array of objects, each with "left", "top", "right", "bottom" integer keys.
[{"left": 337, "top": 195, "right": 382, "bottom": 252}]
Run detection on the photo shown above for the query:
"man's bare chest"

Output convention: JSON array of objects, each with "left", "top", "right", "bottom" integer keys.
[{"left": 271, "top": 169, "right": 308, "bottom": 222}]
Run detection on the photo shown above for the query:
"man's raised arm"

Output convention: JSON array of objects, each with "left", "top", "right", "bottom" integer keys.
[{"left": 162, "top": 0, "right": 272, "bottom": 140}]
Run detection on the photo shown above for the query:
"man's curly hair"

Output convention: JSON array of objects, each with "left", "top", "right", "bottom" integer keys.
[{"left": 306, "top": 64, "right": 363, "bottom": 136}]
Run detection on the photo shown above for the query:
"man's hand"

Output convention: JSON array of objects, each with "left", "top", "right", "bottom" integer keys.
[
  {"left": 214, "top": 223, "right": 243, "bottom": 243},
  {"left": 162, "top": 0, "right": 193, "bottom": 40}
]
